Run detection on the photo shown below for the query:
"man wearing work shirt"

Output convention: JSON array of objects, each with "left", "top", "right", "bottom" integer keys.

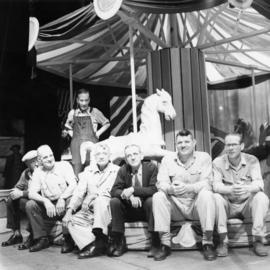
[
  {"left": 62, "top": 144, "right": 119, "bottom": 259},
  {"left": 2, "top": 150, "right": 38, "bottom": 250},
  {"left": 213, "top": 133, "right": 269, "bottom": 257},
  {"left": 26, "top": 145, "right": 77, "bottom": 252},
  {"left": 152, "top": 129, "right": 216, "bottom": 261}
]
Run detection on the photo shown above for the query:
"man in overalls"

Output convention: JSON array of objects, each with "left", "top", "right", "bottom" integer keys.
[{"left": 65, "top": 88, "right": 110, "bottom": 176}]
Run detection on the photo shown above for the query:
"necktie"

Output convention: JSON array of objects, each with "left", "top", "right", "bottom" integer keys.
[{"left": 133, "top": 172, "right": 141, "bottom": 187}]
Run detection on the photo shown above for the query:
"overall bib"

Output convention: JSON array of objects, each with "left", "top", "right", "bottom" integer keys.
[{"left": 70, "top": 112, "right": 98, "bottom": 175}]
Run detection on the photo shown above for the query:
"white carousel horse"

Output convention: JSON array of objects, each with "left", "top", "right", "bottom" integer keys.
[{"left": 80, "top": 88, "right": 177, "bottom": 163}]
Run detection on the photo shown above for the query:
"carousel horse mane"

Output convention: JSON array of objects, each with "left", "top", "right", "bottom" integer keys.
[
  {"left": 211, "top": 118, "right": 257, "bottom": 159},
  {"left": 234, "top": 118, "right": 256, "bottom": 149}
]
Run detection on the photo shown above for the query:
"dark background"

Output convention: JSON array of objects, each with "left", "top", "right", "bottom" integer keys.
[{"left": 0, "top": 0, "right": 97, "bottom": 159}]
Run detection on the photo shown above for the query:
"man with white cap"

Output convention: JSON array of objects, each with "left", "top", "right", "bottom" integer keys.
[
  {"left": 1, "top": 150, "right": 38, "bottom": 249},
  {"left": 26, "top": 145, "right": 77, "bottom": 253}
]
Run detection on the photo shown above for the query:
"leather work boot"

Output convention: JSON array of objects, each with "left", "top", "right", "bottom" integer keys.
[
  {"left": 202, "top": 244, "right": 216, "bottom": 261},
  {"left": 253, "top": 241, "right": 268, "bottom": 257},
  {"left": 216, "top": 242, "right": 228, "bottom": 257},
  {"left": 112, "top": 235, "right": 127, "bottom": 257},
  {"left": 2, "top": 233, "right": 23, "bottom": 247},
  {"left": 61, "top": 234, "right": 75, "bottom": 253},
  {"left": 18, "top": 234, "right": 34, "bottom": 250},
  {"left": 154, "top": 244, "right": 171, "bottom": 261},
  {"left": 147, "top": 232, "right": 161, "bottom": 258},
  {"left": 29, "top": 237, "right": 50, "bottom": 252},
  {"left": 78, "top": 242, "right": 107, "bottom": 259}
]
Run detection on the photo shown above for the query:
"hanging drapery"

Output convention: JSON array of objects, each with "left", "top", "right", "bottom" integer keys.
[{"left": 39, "top": 5, "right": 98, "bottom": 41}]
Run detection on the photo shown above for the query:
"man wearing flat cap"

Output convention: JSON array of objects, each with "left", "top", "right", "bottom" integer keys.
[{"left": 2, "top": 150, "right": 38, "bottom": 250}]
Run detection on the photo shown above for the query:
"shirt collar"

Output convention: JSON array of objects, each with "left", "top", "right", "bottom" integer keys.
[
  {"left": 173, "top": 151, "right": 196, "bottom": 169},
  {"left": 129, "top": 163, "right": 142, "bottom": 175},
  {"left": 87, "top": 162, "right": 112, "bottom": 174},
  {"left": 76, "top": 107, "right": 91, "bottom": 115},
  {"left": 225, "top": 153, "right": 247, "bottom": 170}
]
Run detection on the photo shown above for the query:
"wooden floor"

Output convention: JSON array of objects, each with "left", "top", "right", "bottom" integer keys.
[{"left": 1, "top": 232, "right": 270, "bottom": 270}]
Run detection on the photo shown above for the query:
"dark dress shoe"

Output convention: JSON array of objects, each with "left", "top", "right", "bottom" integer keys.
[
  {"left": 107, "top": 242, "right": 117, "bottom": 257},
  {"left": 18, "top": 235, "right": 34, "bottom": 250},
  {"left": 78, "top": 244, "right": 106, "bottom": 259},
  {"left": 61, "top": 235, "right": 75, "bottom": 254},
  {"left": 147, "top": 246, "right": 159, "bottom": 258},
  {"left": 148, "top": 232, "right": 161, "bottom": 258},
  {"left": 2, "top": 234, "right": 23, "bottom": 247},
  {"left": 154, "top": 245, "right": 171, "bottom": 261},
  {"left": 29, "top": 237, "right": 50, "bottom": 252},
  {"left": 112, "top": 237, "right": 127, "bottom": 257},
  {"left": 202, "top": 244, "right": 217, "bottom": 261}
]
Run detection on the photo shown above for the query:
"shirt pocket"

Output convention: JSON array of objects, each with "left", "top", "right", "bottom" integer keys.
[
  {"left": 188, "top": 169, "right": 202, "bottom": 183},
  {"left": 240, "top": 174, "right": 252, "bottom": 184}
]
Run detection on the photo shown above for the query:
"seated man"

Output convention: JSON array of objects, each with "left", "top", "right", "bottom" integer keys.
[
  {"left": 62, "top": 144, "right": 119, "bottom": 259},
  {"left": 26, "top": 145, "right": 77, "bottom": 252},
  {"left": 153, "top": 129, "right": 216, "bottom": 261},
  {"left": 108, "top": 144, "right": 158, "bottom": 257},
  {"left": 213, "top": 133, "right": 269, "bottom": 257},
  {"left": 2, "top": 150, "right": 38, "bottom": 249}
]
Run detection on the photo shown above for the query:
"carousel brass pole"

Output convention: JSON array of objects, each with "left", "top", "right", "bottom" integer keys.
[
  {"left": 129, "top": 25, "right": 138, "bottom": 133},
  {"left": 69, "top": 64, "right": 74, "bottom": 110}
]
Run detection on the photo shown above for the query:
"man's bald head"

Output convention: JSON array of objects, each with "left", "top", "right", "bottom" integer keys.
[{"left": 37, "top": 145, "right": 55, "bottom": 170}]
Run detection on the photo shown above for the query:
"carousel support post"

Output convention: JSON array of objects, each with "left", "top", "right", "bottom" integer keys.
[
  {"left": 69, "top": 64, "right": 74, "bottom": 110},
  {"left": 251, "top": 68, "right": 258, "bottom": 138},
  {"left": 129, "top": 25, "right": 138, "bottom": 133}
]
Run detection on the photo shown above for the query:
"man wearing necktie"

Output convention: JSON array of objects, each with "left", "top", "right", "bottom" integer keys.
[{"left": 108, "top": 144, "right": 159, "bottom": 257}]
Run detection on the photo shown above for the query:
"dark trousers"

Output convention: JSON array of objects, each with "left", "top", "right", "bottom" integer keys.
[
  {"left": 110, "top": 197, "right": 154, "bottom": 234},
  {"left": 25, "top": 198, "right": 70, "bottom": 240},
  {"left": 6, "top": 197, "right": 28, "bottom": 231}
]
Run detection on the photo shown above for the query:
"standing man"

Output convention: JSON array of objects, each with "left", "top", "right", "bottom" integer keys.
[
  {"left": 152, "top": 129, "right": 216, "bottom": 261},
  {"left": 213, "top": 133, "right": 269, "bottom": 257},
  {"left": 26, "top": 145, "right": 77, "bottom": 252},
  {"left": 62, "top": 144, "right": 119, "bottom": 259},
  {"left": 108, "top": 144, "right": 159, "bottom": 257},
  {"left": 2, "top": 150, "right": 38, "bottom": 249},
  {"left": 64, "top": 88, "right": 110, "bottom": 176}
]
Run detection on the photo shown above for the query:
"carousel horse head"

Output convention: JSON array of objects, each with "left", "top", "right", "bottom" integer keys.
[
  {"left": 155, "top": 88, "right": 176, "bottom": 121},
  {"left": 234, "top": 118, "right": 256, "bottom": 149}
]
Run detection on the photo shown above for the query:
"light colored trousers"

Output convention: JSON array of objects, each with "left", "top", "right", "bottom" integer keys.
[
  {"left": 214, "top": 191, "right": 269, "bottom": 241},
  {"left": 68, "top": 196, "right": 111, "bottom": 250},
  {"left": 152, "top": 189, "right": 216, "bottom": 246}
]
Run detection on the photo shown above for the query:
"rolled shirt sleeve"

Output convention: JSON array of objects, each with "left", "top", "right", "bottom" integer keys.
[
  {"left": 92, "top": 108, "right": 109, "bottom": 126},
  {"left": 156, "top": 156, "right": 173, "bottom": 194},
  {"left": 59, "top": 161, "right": 77, "bottom": 200},
  {"left": 65, "top": 109, "right": 75, "bottom": 130},
  {"left": 68, "top": 172, "right": 87, "bottom": 211}
]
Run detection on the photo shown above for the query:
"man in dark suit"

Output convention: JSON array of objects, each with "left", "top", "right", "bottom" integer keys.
[{"left": 108, "top": 144, "right": 159, "bottom": 257}]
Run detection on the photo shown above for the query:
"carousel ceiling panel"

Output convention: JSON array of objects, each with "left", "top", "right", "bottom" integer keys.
[{"left": 37, "top": 1, "right": 270, "bottom": 89}]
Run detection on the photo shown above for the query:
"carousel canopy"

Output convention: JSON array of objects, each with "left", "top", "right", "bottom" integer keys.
[{"left": 36, "top": 0, "right": 270, "bottom": 90}]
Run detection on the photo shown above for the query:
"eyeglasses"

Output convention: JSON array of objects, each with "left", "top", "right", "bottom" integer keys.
[{"left": 225, "top": 143, "right": 240, "bottom": 148}]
